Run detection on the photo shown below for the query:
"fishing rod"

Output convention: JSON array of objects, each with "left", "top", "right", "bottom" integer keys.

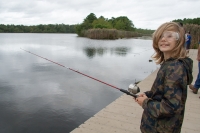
[{"left": 20, "top": 48, "right": 140, "bottom": 98}]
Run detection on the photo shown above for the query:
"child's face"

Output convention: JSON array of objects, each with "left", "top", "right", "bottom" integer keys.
[{"left": 158, "top": 31, "right": 178, "bottom": 54}]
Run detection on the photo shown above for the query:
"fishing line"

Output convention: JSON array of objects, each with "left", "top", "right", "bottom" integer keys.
[{"left": 20, "top": 48, "right": 139, "bottom": 98}]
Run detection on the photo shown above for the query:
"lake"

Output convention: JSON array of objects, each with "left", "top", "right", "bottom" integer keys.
[{"left": 0, "top": 33, "right": 158, "bottom": 133}]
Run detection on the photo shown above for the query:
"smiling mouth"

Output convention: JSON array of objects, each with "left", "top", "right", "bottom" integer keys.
[{"left": 160, "top": 44, "right": 169, "bottom": 47}]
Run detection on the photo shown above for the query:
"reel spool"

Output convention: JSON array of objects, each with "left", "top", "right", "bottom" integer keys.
[{"left": 128, "top": 83, "right": 140, "bottom": 94}]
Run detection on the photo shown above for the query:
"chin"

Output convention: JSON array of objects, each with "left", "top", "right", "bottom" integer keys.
[
  {"left": 160, "top": 49, "right": 170, "bottom": 53},
  {"left": 159, "top": 48, "right": 167, "bottom": 51}
]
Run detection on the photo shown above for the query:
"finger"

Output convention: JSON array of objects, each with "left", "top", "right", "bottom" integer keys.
[{"left": 139, "top": 94, "right": 144, "bottom": 97}]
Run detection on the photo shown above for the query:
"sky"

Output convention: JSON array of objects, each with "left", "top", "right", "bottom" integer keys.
[{"left": 0, "top": 0, "right": 199, "bottom": 30}]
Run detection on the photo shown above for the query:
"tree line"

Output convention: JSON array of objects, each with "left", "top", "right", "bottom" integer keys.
[
  {"left": 172, "top": 17, "right": 200, "bottom": 25},
  {"left": 0, "top": 24, "right": 76, "bottom": 33},
  {"left": 0, "top": 13, "right": 154, "bottom": 37},
  {"left": 1, "top": 15, "right": 199, "bottom": 39}
]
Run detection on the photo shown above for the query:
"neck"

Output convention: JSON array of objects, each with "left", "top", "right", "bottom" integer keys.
[{"left": 164, "top": 52, "right": 171, "bottom": 61}]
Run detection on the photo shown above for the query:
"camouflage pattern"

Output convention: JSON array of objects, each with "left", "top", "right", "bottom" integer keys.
[{"left": 141, "top": 57, "right": 193, "bottom": 133}]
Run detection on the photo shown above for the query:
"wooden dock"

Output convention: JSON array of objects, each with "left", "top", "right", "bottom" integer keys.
[{"left": 71, "top": 49, "right": 200, "bottom": 133}]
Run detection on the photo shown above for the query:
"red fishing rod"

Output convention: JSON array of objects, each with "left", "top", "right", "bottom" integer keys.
[{"left": 20, "top": 48, "right": 139, "bottom": 98}]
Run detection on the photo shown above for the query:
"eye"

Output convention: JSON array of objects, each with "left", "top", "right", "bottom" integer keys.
[
  {"left": 159, "top": 35, "right": 163, "bottom": 39},
  {"left": 167, "top": 34, "right": 172, "bottom": 38}
]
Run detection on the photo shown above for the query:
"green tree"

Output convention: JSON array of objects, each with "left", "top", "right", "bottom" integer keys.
[
  {"left": 76, "top": 20, "right": 93, "bottom": 36},
  {"left": 110, "top": 16, "right": 135, "bottom": 31},
  {"left": 172, "top": 17, "right": 200, "bottom": 25},
  {"left": 84, "top": 13, "right": 97, "bottom": 23},
  {"left": 92, "top": 16, "right": 112, "bottom": 29},
  {"left": 76, "top": 13, "right": 98, "bottom": 36},
  {"left": 114, "top": 20, "right": 125, "bottom": 30}
]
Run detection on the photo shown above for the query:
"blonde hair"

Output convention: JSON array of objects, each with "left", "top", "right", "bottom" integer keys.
[{"left": 152, "top": 22, "right": 186, "bottom": 64}]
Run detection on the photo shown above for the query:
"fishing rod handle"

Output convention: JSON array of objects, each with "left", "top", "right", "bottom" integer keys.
[{"left": 120, "top": 89, "right": 138, "bottom": 98}]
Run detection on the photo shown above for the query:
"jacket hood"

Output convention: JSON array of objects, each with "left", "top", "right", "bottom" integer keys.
[{"left": 178, "top": 57, "right": 193, "bottom": 85}]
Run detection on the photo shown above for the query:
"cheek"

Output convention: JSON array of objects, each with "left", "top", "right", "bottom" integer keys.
[
  {"left": 170, "top": 41, "right": 177, "bottom": 48},
  {"left": 157, "top": 42, "right": 161, "bottom": 46}
]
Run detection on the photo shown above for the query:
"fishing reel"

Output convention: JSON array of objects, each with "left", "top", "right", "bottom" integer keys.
[
  {"left": 128, "top": 83, "right": 140, "bottom": 94},
  {"left": 119, "top": 83, "right": 140, "bottom": 98}
]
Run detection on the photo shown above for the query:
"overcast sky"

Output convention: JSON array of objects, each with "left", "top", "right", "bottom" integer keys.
[{"left": 0, "top": 0, "right": 199, "bottom": 30}]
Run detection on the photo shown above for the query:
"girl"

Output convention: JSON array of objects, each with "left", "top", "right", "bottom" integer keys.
[{"left": 135, "top": 22, "right": 193, "bottom": 133}]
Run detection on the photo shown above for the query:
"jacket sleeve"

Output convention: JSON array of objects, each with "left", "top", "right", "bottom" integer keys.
[
  {"left": 144, "top": 91, "right": 153, "bottom": 98},
  {"left": 142, "top": 64, "right": 184, "bottom": 118}
]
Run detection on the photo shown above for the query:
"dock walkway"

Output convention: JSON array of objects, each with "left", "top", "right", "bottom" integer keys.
[{"left": 71, "top": 49, "right": 200, "bottom": 133}]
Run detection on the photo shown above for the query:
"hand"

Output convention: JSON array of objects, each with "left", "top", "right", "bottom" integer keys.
[
  {"left": 138, "top": 93, "right": 146, "bottom": 97},
  {"left": 133, "top": 93, "right": 145, "bottom": 101},
  {"left": 136, "top": 94, "right": 148, "bottom": 106}
]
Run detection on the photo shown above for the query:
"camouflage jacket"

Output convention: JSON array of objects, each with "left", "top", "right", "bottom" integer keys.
[{"left": 141, "top": 57, "right": 193, "bottom": 133}]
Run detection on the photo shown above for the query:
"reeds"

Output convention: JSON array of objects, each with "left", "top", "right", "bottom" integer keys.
[
  {"left": 184, "top": 24, "right": 200, "bottom": 49},
  {"left": 82, "top": 28, "right": 142, "bottom": 39}
]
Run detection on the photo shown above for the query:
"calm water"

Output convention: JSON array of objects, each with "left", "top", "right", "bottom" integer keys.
[{"left": 0, "top": 33, "right": 158, "bottom": 133}]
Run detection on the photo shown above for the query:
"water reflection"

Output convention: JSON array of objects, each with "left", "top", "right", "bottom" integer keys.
[
  {"left": 83, "top": 46, "right": 131, "bottom": 58},
  {"left": 84, "top": 47, "right": 106, "bottom": 58},
  {"left": 0, "top": 33, "right": 158, "bottom": 133},
  {"left": 111, "top": 47, "right": 131, "bottom": 56}
]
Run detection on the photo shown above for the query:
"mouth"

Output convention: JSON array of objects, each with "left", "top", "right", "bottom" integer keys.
[{"left": 159, "top": 43, "right": 170, "bottom": 47}]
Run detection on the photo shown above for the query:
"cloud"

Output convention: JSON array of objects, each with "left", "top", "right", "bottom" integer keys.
[{"left": 0, "top": 0, "right": 199, "bottom": 29}]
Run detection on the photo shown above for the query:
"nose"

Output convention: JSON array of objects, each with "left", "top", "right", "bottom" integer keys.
[{"left": 160, "top": 36, "right": 166, "bottom": 41}]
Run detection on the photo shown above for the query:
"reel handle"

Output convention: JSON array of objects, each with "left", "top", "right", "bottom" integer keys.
[{"left": 120, "top": 89, "right": 138, "bottom": 98}]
